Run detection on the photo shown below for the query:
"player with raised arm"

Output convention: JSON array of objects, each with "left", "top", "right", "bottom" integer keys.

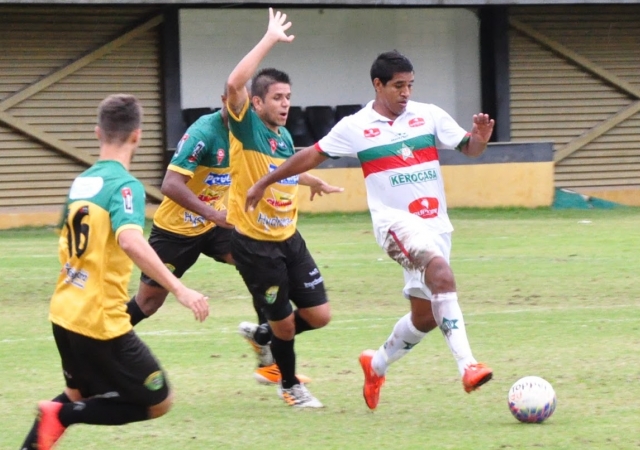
[
  {"left": 20, "top": 94, "right": 209, "bottom": 450},
  {"left": 245, "top": 50, "right": 495, "bottom": 410},
  {"left": 225, "top": 8, "right": 342, "bottom": 408}
]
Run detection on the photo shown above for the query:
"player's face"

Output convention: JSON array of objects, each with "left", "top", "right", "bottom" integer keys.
[
  {"left": 254, "top": 82, "right": 291, "bottom": 131},
  {"left": 374, "top": 72, "right": 414, "bottom": 119}
]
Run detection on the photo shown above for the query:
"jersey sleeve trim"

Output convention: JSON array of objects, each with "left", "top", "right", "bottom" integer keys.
[
  {"left": 456, "top": 133, "right": 471, "bottom": 151},
  {"left": 167, "top": 164, "right": 194, "bottom": 177},
  {"left": 314, "top": 142, "right": 340, "bottom": 160},
  {"left": 227, "top": 97, "right": 250, "bottom": 122},
  {"left": 114, "top": 224, "right": 144, "bottom": 241}
]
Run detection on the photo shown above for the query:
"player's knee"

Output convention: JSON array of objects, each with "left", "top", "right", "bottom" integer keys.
[
  {"left": 148, "top": 390, "right": 174, "bottom": 419},
  {"left": 424, "top": 257, "right": 456, "bottom": 294}
]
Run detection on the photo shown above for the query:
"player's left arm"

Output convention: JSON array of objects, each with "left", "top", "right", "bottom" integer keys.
[{"left": 460, "top": 113, "right": 495, "bottom": 158}]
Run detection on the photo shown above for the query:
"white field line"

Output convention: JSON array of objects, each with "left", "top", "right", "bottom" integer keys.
[{"left": 2, "top": 303, "right": 638, "bottom": 345}]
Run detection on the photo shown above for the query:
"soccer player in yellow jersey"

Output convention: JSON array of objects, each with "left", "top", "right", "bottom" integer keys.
[
  {"left": 20, "top": 94, "right": 209, "bottom": 450},
  {"left": 225, "top": 8, "right": 342, "bottom": 408}
]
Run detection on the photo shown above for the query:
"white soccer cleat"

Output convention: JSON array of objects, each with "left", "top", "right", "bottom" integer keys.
[
  {"left": 238, "top": 321, "right": 274, "bottom": 367},
  {"left": 277, "top": 383, "right": 324, "bottom": 408}
]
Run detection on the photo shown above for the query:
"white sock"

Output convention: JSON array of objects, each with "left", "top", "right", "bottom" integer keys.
[
  {"left": 371, "top": 313, "right": 426, "bottom": 376},
  {"left": 431, "top": 292, "right": 476, "bottom": 375}
]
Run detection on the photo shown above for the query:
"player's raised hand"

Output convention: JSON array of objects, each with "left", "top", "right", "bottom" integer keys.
[
  {"left": 266, "top": 7, "right": 295, "bottom": 43},
  {"left": 175, "top": 287, "right": 209, "bottom": 322},
  {"left": 471, "top": 113, "right": 495, "bottom": 144}
]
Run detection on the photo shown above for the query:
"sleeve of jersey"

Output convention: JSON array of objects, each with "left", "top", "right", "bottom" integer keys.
[
  {"left": 110, "top": 179, "right": 146, "bottom": 240},
  {"left": 227, "top": 98, "right": 257, "bottom": 149},
  {"left": 315, "top": 119, "right": 355, "bottom": 159},
  {"left": 168, "top": 130, "right": 208, "bottom": 176},
  {"left": 430, "top": 105, "right": 469, "bottom": 151}
]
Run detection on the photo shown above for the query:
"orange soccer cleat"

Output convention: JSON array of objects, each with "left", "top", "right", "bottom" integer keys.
[
  {"left": 359, "top": 349, "right": 386, "bottom": 410},
  {"left": 254, "top": 363, "right": 312, "bottom": 385},
  {"left": 462, "top": 362, "right": 493, "bottom": 393},
  {"left": 36, "top": 401, "right": 66, "bottom": 450}
]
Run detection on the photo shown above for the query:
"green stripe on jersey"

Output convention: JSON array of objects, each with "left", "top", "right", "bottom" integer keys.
[{"left": 358, "top": 134, "right": 436, "bottom": 163}]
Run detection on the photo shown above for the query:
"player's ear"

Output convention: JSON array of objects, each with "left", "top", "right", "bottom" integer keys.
[
  {"left": 130, "top": 128, "right": 142, "bottom": 146},
  {"left": 94, "top": 126, "right": 102, "bottom": 141}
]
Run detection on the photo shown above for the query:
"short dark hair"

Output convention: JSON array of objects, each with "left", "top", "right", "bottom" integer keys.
[
  {"left": 370, "top": 51, "right": 414, "bottom": 85},
  {"left": 251, "top": 68, "right": 291, "bottom": 100},
  {"left": 97, "top": 94, "right": 143, "bottom": 145}
]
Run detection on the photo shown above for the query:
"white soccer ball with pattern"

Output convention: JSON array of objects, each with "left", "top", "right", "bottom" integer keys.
[{"left": 508, "top": 376, "right": 557, "bottom": 423}]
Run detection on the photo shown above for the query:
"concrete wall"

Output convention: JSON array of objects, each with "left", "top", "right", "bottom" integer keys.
[{"left": 179, "top": 8, "right": 482, "bottom": 128}]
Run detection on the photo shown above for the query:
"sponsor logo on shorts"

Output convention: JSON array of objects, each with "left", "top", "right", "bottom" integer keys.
[
  {"left": 408, "top": 197, "right": 439, "bottom": 219},
  {"left": 309, "top": 268, "right": 319, "bottom": 276},
  {"left": 121, "top": 187, "right": 133, "bottom": 214},
  {"left": 265, "top": 286, "right": 279, "bottom": 304},
  {"left": 257, "top": 213, "right": 293, "bottom": 229},
  {"left": 390, "top": 169, "right": 437, "bottom": 187},
  {"left": 144, "top": 371, "right": 165, "bottom": 391},
  {"left": 268, "top": 164, "right": 298, "bottom": 185},
  {"left": 304, "top": 276, "right": 324, "bottom": 289},
  {"left": 165, "top": 263, "right": 175, "bottom": 273}
]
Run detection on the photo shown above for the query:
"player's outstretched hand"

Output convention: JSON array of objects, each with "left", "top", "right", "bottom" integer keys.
[
  {"left": 176, "top": 288, "right": 209, "bottom": 322},
  {"left": 309, "top": 181, "right": 344, "bottom": 201},
  {"left": 471, "top": 113, "right": 495, "bottom": 144},
  {"left": 205, "top": 209, "right": 233, "bottom": 229},
  {"left": 245, "top": 182, "right": 266, "bottom": 212},
  {"left": 266, "top": 7, "right": 295, "bottom": 43}
]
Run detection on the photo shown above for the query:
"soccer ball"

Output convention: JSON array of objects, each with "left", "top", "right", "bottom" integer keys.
[{"left": 507, "top": 376, "right": 557, "bottom": 423}]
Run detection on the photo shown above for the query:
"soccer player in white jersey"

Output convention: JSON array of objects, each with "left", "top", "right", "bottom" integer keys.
[{"left": 245, "top": 50, "right": 495, "bottom": 410}]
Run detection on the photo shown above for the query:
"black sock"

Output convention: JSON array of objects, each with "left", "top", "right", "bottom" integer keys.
[
  {"left": 126, "top": 296, "right": 148, "bottom": 326},
  {"left": 254, "top": 323, "right": 272, "bottom": 346},
  {"left": 21, "top": 392, "right": 71, "bottom": 450},
  {"left": 294, "top": 310, "right": 315, "bottom": 335},
  {"left": 270, "top": 335, "right": 297, "bottom": 389},
  {"left": 58, "top": 398, "right": 148, "bottom": 427}
]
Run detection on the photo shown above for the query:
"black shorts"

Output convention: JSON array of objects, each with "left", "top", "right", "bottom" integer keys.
[
  {"left": 141, "top": 224, "right": 232, "bottom": 287},
  {"left": 52, "top": 323, "right": 169, "bottom": 407},
  {"left": 230, "top": 229, "right": 328, "bottom": 322}
]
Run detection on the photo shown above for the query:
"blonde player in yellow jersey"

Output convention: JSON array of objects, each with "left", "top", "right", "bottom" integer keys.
[
  {"left": 225, "top": 8, "right": 343, "bottom": 408},
  {"left": 20, "top": 94, "right": 209, "bottom": 450}
]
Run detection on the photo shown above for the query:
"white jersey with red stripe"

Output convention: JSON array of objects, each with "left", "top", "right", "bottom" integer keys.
[{"left": 316, "top": 100, "right": 469, "bottom": 247}]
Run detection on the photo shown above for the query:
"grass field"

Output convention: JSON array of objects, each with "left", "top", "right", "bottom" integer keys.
[{"left": 2, "top": 208, "right": 639, "bottom": 449}]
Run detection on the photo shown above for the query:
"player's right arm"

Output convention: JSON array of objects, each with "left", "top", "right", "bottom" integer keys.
[
  {"left": 245, "top": 146, "right": 328, "bottom": 211},
  {"left": 226, "top": 8, "right": 294, "bottom": 116},
  {"left": 161, "top": 169, "right": 231, "bottom": 228},
  {"left": 118, "top": 228, "right": 209, "bottom": 322}
]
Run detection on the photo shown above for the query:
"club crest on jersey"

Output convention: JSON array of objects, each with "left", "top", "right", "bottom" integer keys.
[
  {"left": 216, "top": 148, "right": 225, "bottom": 165},
  {"left": 268, "top": 138, "right": 278, "bottom": 153},
  {"left": 409, "top": 117, "right": 425, "bottom": 127},
  {"left": 398, "top": 143, "right": 414, "bottom": 160},
  {"left": 121, "top": 187, "right": 133, "bottom": 213},
  {"left": 408, "top": 197, "right": 439, "bottom": 219},
  {"left": 187, "top": 141, "right": 205, "bottom": 163},
  {"left": 364, "top": 128, "right": 381, "bottom": 138},
  {"left": 175, "top": 134, "right": 189, "bottom": 156}
]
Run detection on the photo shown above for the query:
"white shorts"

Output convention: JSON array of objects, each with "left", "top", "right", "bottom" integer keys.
[{"left": 382, "top": 215, "right": 452, "bottom": 301}]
